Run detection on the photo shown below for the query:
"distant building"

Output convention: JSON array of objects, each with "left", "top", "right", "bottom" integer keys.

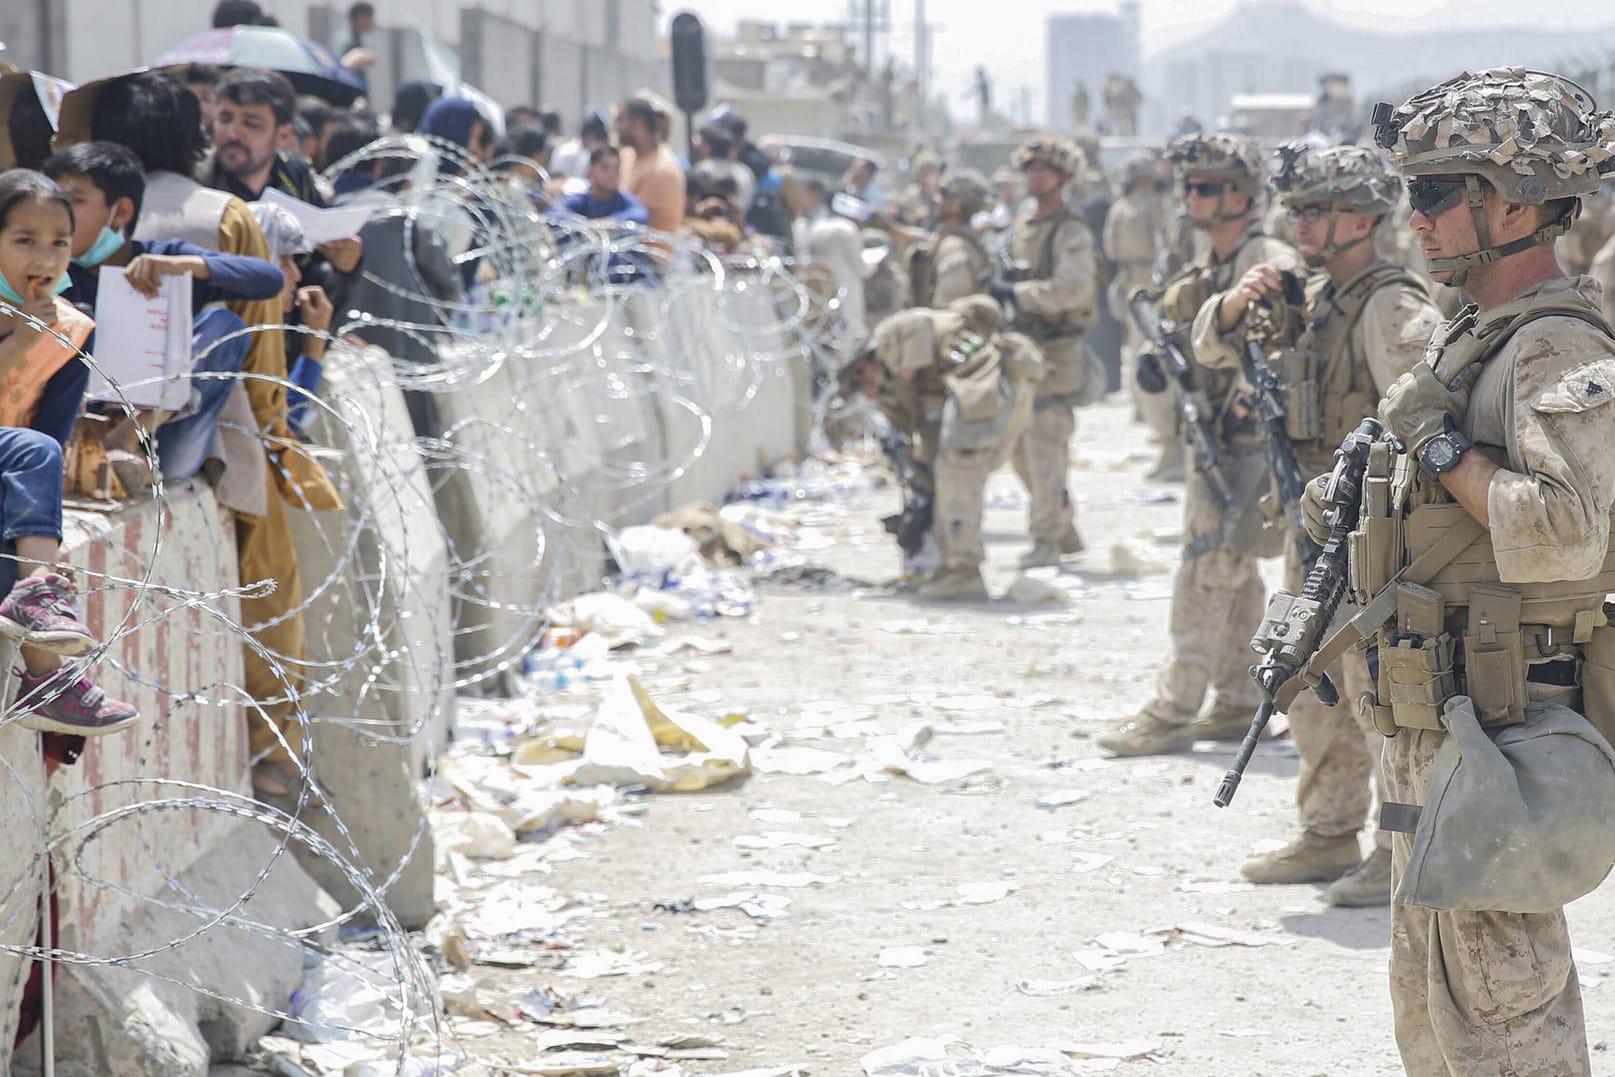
[{"left": 1045, "top": 6, "right": 1140, "bottom": 132}]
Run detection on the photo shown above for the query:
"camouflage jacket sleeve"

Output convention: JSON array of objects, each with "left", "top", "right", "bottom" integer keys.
[
  {"left": 1487, "top": 321, "right": 1615, "bottom": 582},
  {"left": 931, "top": 233, "right": 985, "bottom": 308},
  {"left": 1357, "top": 281, "right": 1442, "bottom": 393},
  {"left": 1012, "top": 216, "right": 1097, "bottom": 326},
  {"left": 1187, "top": 236, "right": 1302, "bottom": 371}
]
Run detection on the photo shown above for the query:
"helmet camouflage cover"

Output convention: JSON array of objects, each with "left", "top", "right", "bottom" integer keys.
[
  {"left": 1121, "top": 151, "right": 1160, "bottom": 187},
  {"left": 1011, "top": 135, "right": 1082, "bottom": 176},
  {"left": 1373, "top": 67, "right": 1615, "bottom": 204},
  {"left": 1167, "top": 131, "right": 1265, "bottom": 197},
  {"left": 939, "top": 168, "right": 991, "bottom": 214},
  {"left": 1272, "top": 143, "right": 1401, "bottom": 216}
]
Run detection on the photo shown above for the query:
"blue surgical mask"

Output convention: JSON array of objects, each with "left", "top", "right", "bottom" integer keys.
[
  {"left": 71, "top": 225, "right": 126, "bottom": 268},
  {"left": 0, "top": 271, "right": 71, "bottom": 307}
]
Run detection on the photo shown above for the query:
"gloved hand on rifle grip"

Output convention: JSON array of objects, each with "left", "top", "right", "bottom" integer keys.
[{"left": 1299, "top": 472, "right": 1333, "bottom": 545}]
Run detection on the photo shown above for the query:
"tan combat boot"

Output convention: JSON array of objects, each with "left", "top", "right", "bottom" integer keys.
[
  {"left": 1323, "top": 846, "right": 1393, "bottom": 907},
  {"left": 1057, "top": 523, "right": 1085, "bottom": 555},
  {"left": 917, "top": 566, "right": 989, "bottom": 602},
  {"left": 1097, "top": 713, "right": 1195, "bottom": 757},
  {"left": 1191, "top": 701, "right": 1254, "bottom": 742},
  {"left": 1241, "top": 829, "right": 1362, "bottom": 885},
  {"left": 1019, "top": 540, "right": 1062, "bottom": 569}
]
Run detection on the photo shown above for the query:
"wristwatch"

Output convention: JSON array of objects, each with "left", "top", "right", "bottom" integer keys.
[{"left": 1418, "top": 418, "right": 1472, "bottom": 482}]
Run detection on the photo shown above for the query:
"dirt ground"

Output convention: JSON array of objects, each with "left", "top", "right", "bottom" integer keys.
[{"left": 425, "top": 396, "right": 1615, "bottom": 1077}]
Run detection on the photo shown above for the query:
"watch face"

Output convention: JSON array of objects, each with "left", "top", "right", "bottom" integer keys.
[{"left": 1424, "top": 437, "right": 1457, "bottom": 470}]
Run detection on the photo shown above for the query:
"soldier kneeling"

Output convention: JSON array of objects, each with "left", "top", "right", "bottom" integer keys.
[{"left": 868, "top": 296, "right": 1045, "bottom": 600}]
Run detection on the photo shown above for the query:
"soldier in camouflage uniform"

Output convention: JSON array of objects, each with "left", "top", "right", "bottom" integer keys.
[
  {"left": 1195, "top": 144, "right": 1443, "bottom": 902},
  {"left": 870, "top": 296, "right": 1045, "bottom": 600},
  {"left": 1105, "top": 152, "right": 1180, "bottom": 479},
  {"left": 1305, "top": 68, "right": 1615, "bottom": 1073},
  {"left": 1099, "top": 133, "right": 1301, "bottom": 756},
  {"left": 884, "top": 169, "right": 993, "bottom": 309},
  {"left": 895, "top": 148, "right": 943, "bottom": 229},
  {"left": 989, "top": 136, "right": 1100, "bottom": 568}
]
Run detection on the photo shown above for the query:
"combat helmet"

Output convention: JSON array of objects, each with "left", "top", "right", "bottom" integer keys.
[
  {"left": 1011, "top": 135, "right": 1082, "bottom": 177},
  {"left": 1372, "top": 67, "right": 1615, "bottom": 283},
  {"left": 1167, "top": 131, "right": 1265, "bottom": 224},
  {"left": 1120, "top": 151, "right": 1160, "bottom": 188},
  {"left": 939, "top": 168, "right": 991, "bottom": 215},
  {"left": 1272, "top": 142, "right": 1402, "bottom": 262}
]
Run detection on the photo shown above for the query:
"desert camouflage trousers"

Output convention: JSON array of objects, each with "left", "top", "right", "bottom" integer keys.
[
  {"left": 1386, "top": 727, "right": 1589, "bottom": 1076},
  {"left": 1140, "top": 473, "right": 1265, "bottom": 724},
  {"left": 1282, "top": 547, "right": 1389, "bottom": 850},
  {"left": 934, "top": 447, "right": 995, "bottom": 570},
  {"left": 1010, "top": 398, "right": 1075, "bottom": 543}
]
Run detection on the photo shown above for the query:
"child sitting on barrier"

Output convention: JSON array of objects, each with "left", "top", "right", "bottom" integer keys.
[
  {"left": 44, "top": 142, "right": 287, "bottom": 487},
  {"left": 0, "top": 170, "right": 139, "bottom": 735}
]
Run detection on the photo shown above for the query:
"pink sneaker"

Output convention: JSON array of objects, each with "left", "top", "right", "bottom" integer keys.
[
  {"left": 16, "top": 669, "right": 139, "bottom": 737},
  {"left": 0, "top": 574, "right": 98, "bottom": 656}
]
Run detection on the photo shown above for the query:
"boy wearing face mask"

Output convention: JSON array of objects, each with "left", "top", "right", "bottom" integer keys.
[{"left": 44, "top": 141, "right": 284, "bottom": 483}]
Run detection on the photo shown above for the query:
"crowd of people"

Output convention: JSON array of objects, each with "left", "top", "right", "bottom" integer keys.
[{"left": 836, "top": 67, "right": 1615, "bottom": 1077}]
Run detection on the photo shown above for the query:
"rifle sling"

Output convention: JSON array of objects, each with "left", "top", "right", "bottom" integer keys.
[{"left": 1290, "top": 511, "right": 1488, "bottom": 700}]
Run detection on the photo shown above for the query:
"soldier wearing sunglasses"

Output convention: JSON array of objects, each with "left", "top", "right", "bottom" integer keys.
[
  {"left": 1193, "top": 144, "right": 1442, "bottom": 905},
  {"left": 1299, "top": 69, "right": 1615, "bottom": 1074},
  {"left": 1099, "top": 133, "right": 1301, "bottom": 757}
]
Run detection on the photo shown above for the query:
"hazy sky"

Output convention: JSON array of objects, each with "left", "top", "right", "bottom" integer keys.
[{"left": 661, "top": 0, "right": 1476, "bottom": 125}]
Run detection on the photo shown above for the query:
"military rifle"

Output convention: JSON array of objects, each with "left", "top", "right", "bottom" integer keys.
[
  {"left": 1127, "top": 289, "right": 1236, "bottom": 511},
  {"left": 880, "top": 431, "right": 934, "bottom": 558},
  {"left": 1214, "top": 417, "right": 1383, "bottom": 808}
]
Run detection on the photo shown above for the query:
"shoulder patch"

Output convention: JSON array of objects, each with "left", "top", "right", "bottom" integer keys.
[{"left": 1530, "top": 356, "right": 1615, "bottom": 414}]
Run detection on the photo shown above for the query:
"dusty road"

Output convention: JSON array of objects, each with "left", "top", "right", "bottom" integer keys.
[{"left": 428, "top": 397, "right": 1615, "bottom": 1077}]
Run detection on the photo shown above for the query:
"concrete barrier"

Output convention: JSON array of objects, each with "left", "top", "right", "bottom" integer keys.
[
  {"left": 0, "top": 269, "right": 812, "bottom": 1071},
  {"left": 11, "top": 487, "right": 332, "bottom": 1075},
  {"left": 288, "top": 343, "right": 451, "bottom": 930}
]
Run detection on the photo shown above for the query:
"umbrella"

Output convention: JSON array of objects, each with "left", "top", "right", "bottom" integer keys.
[{"left": 152, "top": 26, "right": 365, "bottom": 105}]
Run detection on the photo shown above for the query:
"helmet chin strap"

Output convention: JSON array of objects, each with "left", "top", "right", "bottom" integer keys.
[
  {"left": 1426, "top": 176, "right": 1578, "bottom": 288},
  {"left": 1305, "top": 207, "right": 1375, "bottom": 267}
]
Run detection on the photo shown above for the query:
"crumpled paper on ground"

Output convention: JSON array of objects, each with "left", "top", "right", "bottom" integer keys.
[
  {"left": 547, "top": 592, "right": 664, "bottom": 648},
  {"left": 568, "top": 676, "right": 751, "bottom": 792}
]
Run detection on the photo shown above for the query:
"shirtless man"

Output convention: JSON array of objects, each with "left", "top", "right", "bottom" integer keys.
[{"left": 615, "top": 96, "right": 686, "bottom": 236}]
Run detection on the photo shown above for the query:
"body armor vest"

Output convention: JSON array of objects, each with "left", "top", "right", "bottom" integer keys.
[
  {"left": 909, "top": 227, "right": 987, "bottom": 310},
  {"left": 1350, "top": 291, "right": 1615, "bottom": 734},
  {"left": 1010, "top": 205, "right": 1093, "bottom": 339},
  {"left": 1280, "top": 264, "right": 1425, "bottom": 473},
  {"left": 1158, "top": 231, "right": 1267, "bottom": 439}
]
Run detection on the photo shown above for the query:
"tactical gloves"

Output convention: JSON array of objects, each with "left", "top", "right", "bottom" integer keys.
[
  {"left": 1378, "top": 361, "right": 1471, "bottom": 453},
  {"left": 1299, "top": 473, "right": 1333, "bottom": 545}
]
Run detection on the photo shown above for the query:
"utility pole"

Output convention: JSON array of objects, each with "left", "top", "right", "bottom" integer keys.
[{"left": 914, "top": 0, "right": 927, "bottom": 107}]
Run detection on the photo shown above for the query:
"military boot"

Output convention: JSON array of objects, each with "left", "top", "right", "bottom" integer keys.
[
  {"left": 917, "top": 565, "right": 990, "bottom": 602},
  {"left": 1019, "top": 540, "right": 1062, "bottom": 569},
  {"left": 1241, "top": 829, "right": 1362, "bottom": 885},
  {"left": 1097, "top": 713, "right": 1195, "bottom": 757},
  {"left": 1057, "top": 523, "right": 1085, "bottom": 555},
  {"left": 1323, "top": 846, "right": 1393, "bottom": 907},
  {"left": 1191, "top": 701, "right": 1254, "bottom": 742}
]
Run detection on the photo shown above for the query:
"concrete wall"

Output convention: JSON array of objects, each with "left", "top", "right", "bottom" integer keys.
[{"left": 0, "top": 265, "right": 812, "bottom": 1072}]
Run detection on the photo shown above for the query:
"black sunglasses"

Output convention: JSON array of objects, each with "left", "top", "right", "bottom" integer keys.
[
  {"left": 1183, "top": 180, "right": 1227, "bottom": 198},
  {"left": 1407, "top": 177, "right": 1468, "bottom": 218}
]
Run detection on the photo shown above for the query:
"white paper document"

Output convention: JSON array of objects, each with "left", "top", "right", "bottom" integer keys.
[
  {"left": 88, "top": 266, "right": 193, "bottom": 411},
  {"left": 259, "top": 186, "right": 371, "bottom": 246}
]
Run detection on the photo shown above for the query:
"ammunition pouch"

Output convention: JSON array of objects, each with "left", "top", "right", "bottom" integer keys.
[
  {"left": 1376, "top": 633, "right": 1459, "bottom": 734},
  {"left": 1159, "top": 271, "right": 1212, "bottom": 326},
  {"left": 1271, "top": 348, "right": 1321, "bottom": 442}
]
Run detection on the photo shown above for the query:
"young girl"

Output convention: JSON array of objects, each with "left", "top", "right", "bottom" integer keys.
[{"left": 0, "top": 170, "right": 138, "bottom": 735}]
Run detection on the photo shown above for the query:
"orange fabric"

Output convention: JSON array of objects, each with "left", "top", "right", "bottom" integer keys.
[{"left": 0, "top": 297, "right": 92, "bottom": 427}]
